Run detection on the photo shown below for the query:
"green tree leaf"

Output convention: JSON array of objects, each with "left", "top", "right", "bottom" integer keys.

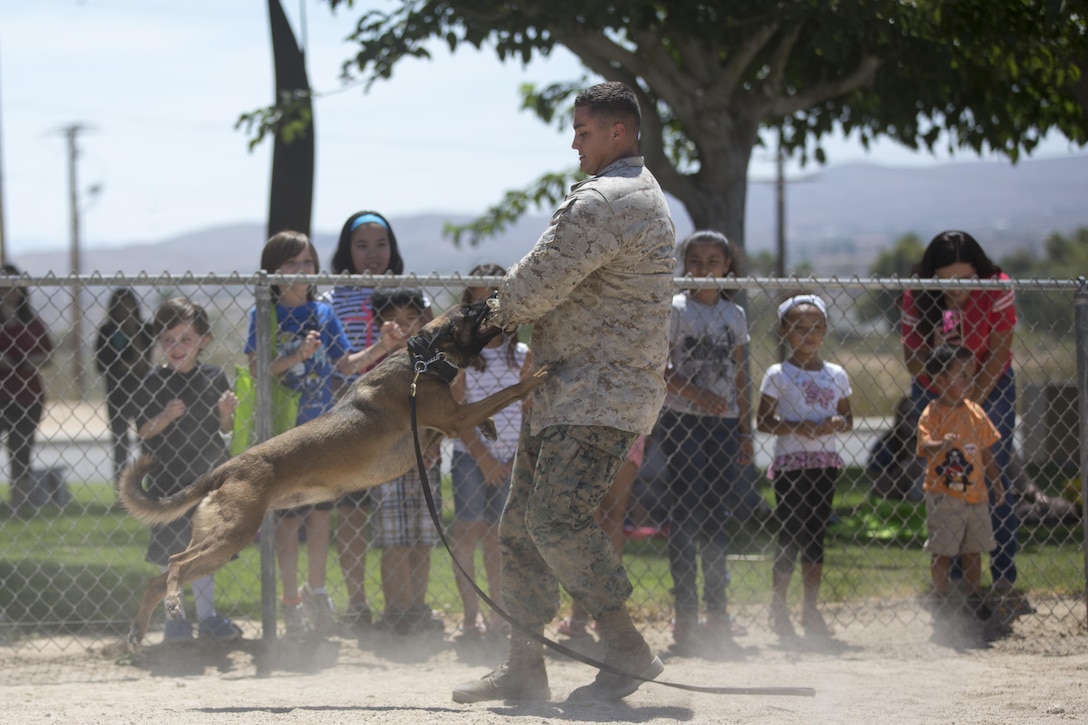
[{"left": 290, "top": 1, "right": 1088, "bottom": 249}]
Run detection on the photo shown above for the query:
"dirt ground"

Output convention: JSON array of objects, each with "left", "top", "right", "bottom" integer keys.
[{"left": 2, "top": 598, "right": 1086, "bottom": 725}]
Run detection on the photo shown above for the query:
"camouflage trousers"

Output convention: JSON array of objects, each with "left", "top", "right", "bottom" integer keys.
[{"left": 499, "top": 422, "right": 637, "bottom": 628}]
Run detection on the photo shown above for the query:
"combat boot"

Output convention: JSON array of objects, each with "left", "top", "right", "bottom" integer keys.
[
  {"left": 567, "top": 606, "right": 663, "bottom": 702},
  {"left": 451, "top": 632, "right": 550, "bottom": 703}
]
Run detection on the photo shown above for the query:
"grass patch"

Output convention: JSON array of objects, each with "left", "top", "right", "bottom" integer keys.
[
  {"left": 832, "top": 499, "right": 927, "bottom": 546},
  {"left": 1, "top": 474, "right": 1083, "bottom": 638}
]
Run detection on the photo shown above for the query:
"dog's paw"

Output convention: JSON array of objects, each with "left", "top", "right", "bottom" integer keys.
[
  {"left": 99, "top": 638, "right": 133, "bottom": 659},
  {"left": 122, "top": 631, "right": 144, "bottom": 658},
  {"left": 479, "top": 418, "right": 498, "bottom": 441}
]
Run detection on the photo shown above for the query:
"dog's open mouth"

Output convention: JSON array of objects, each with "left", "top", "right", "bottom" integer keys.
[{"left": 468, "top": 297, "right": 502, "bottom": 346}]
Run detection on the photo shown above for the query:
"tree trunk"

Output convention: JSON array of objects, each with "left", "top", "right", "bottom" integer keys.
[
  {"left": 266, "top": 0, "right": 314, "bottom": 240},
  {"left": 676, "top": 174, "right": 747, "bottom": 250},
  {"left": 658, "top": 134, "right": 754, "bottom": 272}
]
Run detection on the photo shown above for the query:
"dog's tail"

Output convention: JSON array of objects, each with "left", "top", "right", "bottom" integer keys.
[{"left": 119, "top": 456, "right": 218, "bottom": 525}]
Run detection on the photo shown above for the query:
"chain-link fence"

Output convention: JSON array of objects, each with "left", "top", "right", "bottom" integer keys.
[{"left": 0, "top": 273, "right": 1084, "bottom": 657}]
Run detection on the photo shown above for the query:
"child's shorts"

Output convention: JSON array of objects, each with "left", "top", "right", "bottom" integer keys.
[
  {"left": 924, "top": 492, "right": 995, "bottom": 557},
  {"left": 451, "top": 450, "right": 509, "bottom": 524},
  {"left": 372, "top": 465, "right": 442, "bottom": 549}
]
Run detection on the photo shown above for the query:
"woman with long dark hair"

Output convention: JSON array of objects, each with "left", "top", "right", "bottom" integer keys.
[
  {"left": 0, "top": 264, "right": 54, "bottom": 503},
  {"left": 95, "top": 288, "right": 152, "bottom": 484},
  {"left": 901, "top": 230, "right": 1021, "bottom": 604}
]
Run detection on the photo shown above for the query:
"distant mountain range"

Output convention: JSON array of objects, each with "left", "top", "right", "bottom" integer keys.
[
  {"left": 747, "top": 154, "right": 1088, "bottom": 274},
  {"left": 13, "top": 154, "right": 1088, "bottom": 278},
  {"left": 14, "top": 216, "right": 552, "bottom": 280}
]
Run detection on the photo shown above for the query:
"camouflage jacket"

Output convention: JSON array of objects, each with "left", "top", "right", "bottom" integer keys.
[{"left": 491, "top": 156, "right": 675, "bottom": 436}]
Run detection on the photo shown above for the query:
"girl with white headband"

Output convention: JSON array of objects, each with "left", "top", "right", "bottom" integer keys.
[{"left": 757, "top": 293, "right": 853, "bottom": 639}]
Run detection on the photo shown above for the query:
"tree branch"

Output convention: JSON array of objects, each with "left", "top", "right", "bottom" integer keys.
[
  {"left": 711, "top": 22, "right": 779, "bottom": 98},
  {"left": 771, "top": 54, "right": 882, "bottom": 117},
  {"left": 762, "top": 26, "right": 802, "bottom": 99}
]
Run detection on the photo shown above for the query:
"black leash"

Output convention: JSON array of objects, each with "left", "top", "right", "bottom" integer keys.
[{"left": 407, "top": 356, "right": 815, "bottom": 698}]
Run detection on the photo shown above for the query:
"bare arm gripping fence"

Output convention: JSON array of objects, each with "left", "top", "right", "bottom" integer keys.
[{"left": 408, "top": 366, "right": 816, "bottom": 699}]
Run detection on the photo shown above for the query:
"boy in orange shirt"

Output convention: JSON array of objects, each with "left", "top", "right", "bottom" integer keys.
[{"left": 917, "top": 344, "right": 1004, "bottom": 621}]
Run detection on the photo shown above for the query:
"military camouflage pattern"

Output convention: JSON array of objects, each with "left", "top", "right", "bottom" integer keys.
[
  {"left": 499, "top": 423, "right": 637, "bottom": 626},
  {"left": 490, "top": 156, "right": 675, "bottom": 436}
]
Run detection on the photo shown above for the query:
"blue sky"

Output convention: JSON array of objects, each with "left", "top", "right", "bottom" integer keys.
[{"left": 2, "top": 0, "right": 1084, "bottom": 258}]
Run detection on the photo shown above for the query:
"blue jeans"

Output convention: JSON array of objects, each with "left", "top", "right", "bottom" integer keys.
[
  {"left": 911, "top": 367, "right": 1018, "bottom": 585},
  {"left": 660, "top": 411, "right": 742, "bottom": 619}
]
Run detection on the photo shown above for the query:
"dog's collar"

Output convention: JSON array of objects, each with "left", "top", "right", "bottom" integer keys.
[{"left": 407, "top": 334, "right": 459, "bottom": 384}]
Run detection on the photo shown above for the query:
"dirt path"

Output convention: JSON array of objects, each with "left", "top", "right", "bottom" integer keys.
[{"left": 2, "top": 600, "right": 1086, "bottom": 724}]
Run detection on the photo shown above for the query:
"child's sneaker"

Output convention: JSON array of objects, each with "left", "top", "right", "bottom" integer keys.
[
  {"left": 769, "top": 601, "right": 796, "bottom": 639},
  {"left": 301, "top": 584, "right": 336, "bottom": 634},
  {"left": 670, "top": 614, "right": 698, "bottom": 647},
  {"left": 705, "top": 610, "right": 746, "bottom": 638},
  {"left": 963, "top": 593, "right": 993, "bottom": 621},
  {"left": 281, "top": 601, "right": 307, "bottom": 637},
  {"left": 198, "top": 614, "right": 243, "bottom": 641},
  {"left": 992, "top": 590, "right": 1035, "bottom": 623},
  {"left": 341, "top": 602, "right": 373, "bottom": 632},
  {"left": 163, "top": 617, "right": 194, "bottom": 642},
  {"left": 800, "top": 605, "right": 834, "bottom": 638},
  {"left": 922, "top": 589, "right": 948, "bottom": 613},
  {"left": 406, "top": 604, "right": 445, "bottom": 635},
  {"left": 376, "top": 609, "right": 412, "bottom": 636}
]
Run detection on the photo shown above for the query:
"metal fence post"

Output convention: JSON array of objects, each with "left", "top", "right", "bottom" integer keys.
[
  {"left": 1075, "top": 276, "right": 1088, "bottom": 628},
  {"left": 254, "top": 274, "right": 278, "bottom": 642}
]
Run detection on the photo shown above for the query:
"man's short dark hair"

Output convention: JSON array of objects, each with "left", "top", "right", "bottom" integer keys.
[
  {"left": 574, "top": 81, "right": 641, "bottom": 133},
  {"left": 924, "top": 344, "right": 974, "bottom": 379}
]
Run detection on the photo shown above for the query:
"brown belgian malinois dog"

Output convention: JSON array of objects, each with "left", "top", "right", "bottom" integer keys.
[{"left": 118, "top": 297, "right": 546, "bottom": 653}]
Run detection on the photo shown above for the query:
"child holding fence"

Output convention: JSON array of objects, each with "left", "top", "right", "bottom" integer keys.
[
  {"left": 757, "top": 294, "right": 852, "bottom": 639},
  {"left": 917, "top": 344, "right": 1003, "bottom": 622},
  {"left": 133, "top": 297, "right": 242, "bottom": 642},
  {"left": 365, "top": 287, "right": 445, "bottom": 636},
  {"left": 659, "top": 230, "right": 753, "bottom": 647},
  {"left": 246, "top": 231, "right": 377, "bottom": 636},
  {"left": 324, "top": 210, "right": 418, "bottom": 631}
]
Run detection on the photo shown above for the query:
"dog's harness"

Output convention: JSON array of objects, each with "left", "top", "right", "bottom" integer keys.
[
  {"left": 407, "top": 334, "right": 460, "bottom": 385},
  {"left": 406, "top": 332, "right": 814, "bottom": 699}
]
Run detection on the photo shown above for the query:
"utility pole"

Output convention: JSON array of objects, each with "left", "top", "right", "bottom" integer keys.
[
  {"left": 63, "top": 123, "right": 85, "bottom": 397},
  {"left": 755, "top": 130, "right": 819, "bottom": 360},
  {"left": 752, "top": 132, "right": 821, "bottom": 280},
  {"left": 775, "top": 139, "right": 786, "bottom": 278}
]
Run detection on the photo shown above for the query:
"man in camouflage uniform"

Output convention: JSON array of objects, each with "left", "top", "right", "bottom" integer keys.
[{"left": 453, "top": 81, "right": 675, "bottom": 704}]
